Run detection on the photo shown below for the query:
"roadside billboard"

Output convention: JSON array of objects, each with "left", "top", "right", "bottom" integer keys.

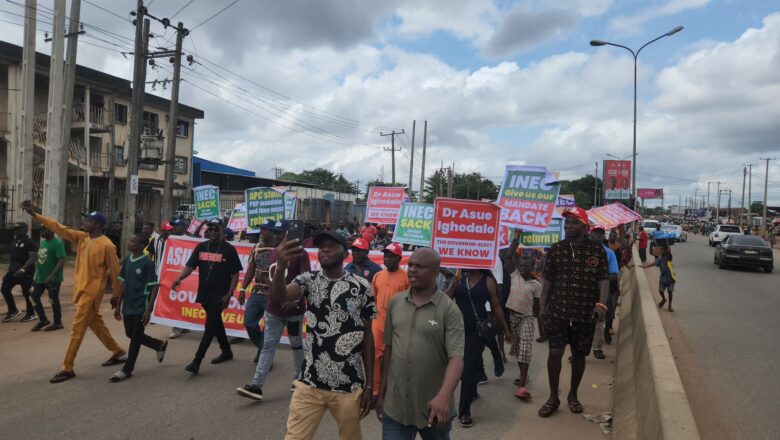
[{"left": 603, "top": 160, "right": 631, "bottom": 200}]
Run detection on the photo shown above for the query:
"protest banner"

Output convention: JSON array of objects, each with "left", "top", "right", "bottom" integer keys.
[
  {"left": 226, "top": 203, "right": 247, "bottom": 232},
  {"left": 186, "top": 219, "right": 206, "bottom": 237},
  {"left": 432, "top": 198, "right": 500, "bottom": 269},
  {"left": 245, "top": 187, "right": 286, "bottom": 229},
  {"left": 498, "top": 216, "right": 565, "bottom": 249},
  {"left": 193, "top": 185, "right": 220, "bottom": 220},
  {"left": 393, "top": 202, "right": 434, "bottom": 247},
  {"left": 365, "top": 186, "right": 407, "bottom": 225},
  {"left": 151, "top": 236, "right": 411, "bottom": 340},
  {"left": 603, "top": 160, "right": 631, "bottom": 200},
  {"left": 587, "top": 202, "right": 641, "bottom": 230},
  {"left": 496, "top": 165, "right": 560, "bottom": 231},
  {"left": 637, "top": 188, "right": 664, "bottom": 199},
  {"left": 284, "top": 192, "right": 297, "bottom": 220}
]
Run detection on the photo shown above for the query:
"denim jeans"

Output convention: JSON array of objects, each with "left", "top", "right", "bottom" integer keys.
[
  {"left": 243, "top": 294, "right": 267, "bottom": 352},
  {"left": 31, "top": 282, "right": 62, "bottom": 324},
  {"left": 382, "top": 412, "right": 452, "bottom": 440},
  {"left": 251, "top": 312, "right": 303, "bottom": 387}
]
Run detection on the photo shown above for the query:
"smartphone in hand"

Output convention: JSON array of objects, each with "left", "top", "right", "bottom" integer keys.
[{"left": 287, "top": 220, "right": 305, "bottom": 244}]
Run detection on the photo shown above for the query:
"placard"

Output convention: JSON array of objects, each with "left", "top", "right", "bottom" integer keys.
[
  {"left": 226, "top": 203, "right": 247, "bottom": 232},
  {"left": 496, "top": 165, "right": 560, "bottom": 231},
  {"left": 432, "top": 198, "right": 500, "bottom": 269},
  {"left": 193, "top": 185, "right": 220, "bottom": 220},
  {"left": 365, "top": 186, "right": 407, "bottom": 225},
  {"left": 587, "top": 202, "right": 641, "bottom": 230},
  {"left": 393, "top": 202, "right": 434, "bottom": 247},
  {"left": 245, "top": 187, "right": 286, "bottom": 229}
]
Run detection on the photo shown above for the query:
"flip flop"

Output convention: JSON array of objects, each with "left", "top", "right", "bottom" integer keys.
[
  {"left": 515, "top": 387, "right": 532, "bottom": 400},
  {"left": 538, "top": 399, "right": 560, "bottom": 417},
  {"left": 567, "top": 398, "right": 584, "bottom": 414}
]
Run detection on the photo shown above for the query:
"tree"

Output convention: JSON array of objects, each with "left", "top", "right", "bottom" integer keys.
[
  {"left": 422, "top": 170, "right": 498, "bottom": 203},
  {"left": 558, "top": 175, "right": 603, "bottom": 209},
  {"left": 278, "top": 168, "right": 355, "bottom": 194}
]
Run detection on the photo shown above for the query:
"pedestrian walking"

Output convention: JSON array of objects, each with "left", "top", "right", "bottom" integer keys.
[
  {"left": 21, "top": 201, "right": 127, "bottom": 384},
  {"left": 345, "top": 238, "right": 382, "bottom": 282},
  {"left": 2, "top": 222, "right": 38, "bottom": 322},
  {"left": 446, "top": 268, "right": 510, "bottom": 428},
  {"left": 30, "top": 227, "right": 66, "bottom": 331},
  {"left": 538, "top": 207, "right": 609, "bottom": 417},
  {"left": 272, "top": 230, "right": 376, "bottom": 440},
  {"left": 110, "top": 234, "right": 167, "bottom": 382},
  {"left": 370, "top": 242, "right": 409, "bottom": 401},
  {"left": 376, "top": 248, "right": 464, "bottom": 439},
  {"left": 504, "top": 229, "right": 541, "bottom": 400},
  {"left": 236, "top": 220, "right": 311, "bottom": 401},
  {"left": 172, "top": 219, "right": 243, "bottom": 374},
  {"left": 589, "top": 226, "right": 619, "bottom": 360}
]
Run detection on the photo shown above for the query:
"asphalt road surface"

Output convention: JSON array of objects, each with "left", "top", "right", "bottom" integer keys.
[{"left": 649, "top": 235, "right": 779, "bottom": 440}]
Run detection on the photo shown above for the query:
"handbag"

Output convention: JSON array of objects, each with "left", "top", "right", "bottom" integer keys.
[{"left": 465, "top": 274, "right": 498, "bottom": 341}]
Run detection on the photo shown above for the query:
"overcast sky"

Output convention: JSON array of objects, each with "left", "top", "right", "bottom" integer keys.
[{"left": 1, "top": 0, "right": 779, "bottom": 208}]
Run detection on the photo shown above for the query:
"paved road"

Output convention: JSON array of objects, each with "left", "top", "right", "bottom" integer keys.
[{"left": 652, "top": 235, "right": 779, "bottom": 440}]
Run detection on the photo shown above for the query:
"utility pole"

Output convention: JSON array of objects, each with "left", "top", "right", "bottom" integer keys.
[
  {"left": 740, "top": 166, "right": 747, "bottom": 225},
  {"left": 715, "top": 181, "right": 721, "bottom": 223},
  {"left": 107, "top": 92, "right": 116, "bottom": 220},
  {"left": 593, "top": 162, "right": 598, "bottom": 207},
  {"left": 760, "top": 157, "right": 776, "bottom": 237},
  {"left": 747, "top": 163, "right": 753, "bottom": 229},
  {"left": 380, "top": 130, "right": 404, "bottom": 185},
  {"left": 419, "top": 121, "right": 427, "bottom": 202},
  {"left": 408, "top": 120, "right": 415, "bottom": 199},
  {"left": 19, "top": 0, "right": 36, "bottom": 222},
  {"left": 447, "top": 165, "right": 453, "bottom": 198},
  {"left": 122, "top": 3, "right": 149, "bottom": 256},
  {"left": 43, "top": 0, "right": 66, "bottom": 220},
  {"left": 59, "top": 0, "right": 82, "bottom": 217},
  {"left": 161, "top": 21, "right": 185, "bottom": 222}
]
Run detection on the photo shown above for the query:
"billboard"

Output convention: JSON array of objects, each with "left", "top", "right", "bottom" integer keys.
[
  {"left": 603, "top": 160, "right": 631, "bottom": 200},
  {"left": 637, "top": 188, "right": 664, "bottom": 200}
]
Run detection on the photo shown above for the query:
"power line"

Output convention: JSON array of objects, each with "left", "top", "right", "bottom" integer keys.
[
  {"left": 171, "top": 0, "right": 194, "bottom": 20},
  {"left": 190, "top": 0, "right": 239, "bottom": 31},
  {"left": 83, "top": 0, "right": 130, "bottom": 23}
]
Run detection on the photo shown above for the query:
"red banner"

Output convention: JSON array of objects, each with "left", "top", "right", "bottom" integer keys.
[
  {"left": 586, "top": 202, "right": 641, "bottom": 230},
  {"left": 365, "top": 186, "right": 408, "bottom": 225},
  {"left": 603, "top": 160, "right": 631, "bottom": 200},
  {"left": 432, "top": 198, "right": 500, "bottom": 269},
  {"left": 150, "top": 236, "right": 410, "bottom": 339},
  {"left": 637, "top": 188, "right": 664, "bottom": 199}
]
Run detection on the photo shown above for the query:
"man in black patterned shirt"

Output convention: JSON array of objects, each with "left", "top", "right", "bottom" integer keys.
[
  {"left": 538, "top": 207, "right": 609, "bottom": 418},
  {"left": 273, "top": 230, "right": 376, "bottom": 440}
]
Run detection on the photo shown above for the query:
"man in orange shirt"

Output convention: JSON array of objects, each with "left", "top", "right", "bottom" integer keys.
[
  {"left": 371, "top": 242, "right": 409, "bottom": 400},
  {"left": 21, "top": 201, "right": 126, "bottom": 383}
]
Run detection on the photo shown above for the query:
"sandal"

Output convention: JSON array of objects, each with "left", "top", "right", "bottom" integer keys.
[
  {"left": 101, "top": 351, "right": 127, "bottom": 367},
  {"left": 667, "top": 306, "right": 674, "bottom": 312},
  {"left": 515, "top": 387, "right": 532, "bottom": 400},
  {"left": 110, "top": 370, "right": 132, "bottom": 382},
  {"left": 538, "top": 399, "right": 560, "bottom": 417},
  {"left": 567, "top": 398, "right": 584, "bottom": 414},
  {"left": 50, "top": 370, "right": 76, "bottom": 384},
  {"left": 658, "top": 299, "right": 666, "bottom": 308}
]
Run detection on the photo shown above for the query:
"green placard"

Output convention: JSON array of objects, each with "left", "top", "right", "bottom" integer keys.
[
  {"left": 244, "top": 187, "right": 285, "bottom": 229},
  {"left": 519, "top": 218, "right": 565, "bottom": 248},
  {"left": 393, "top": 202, "right": 434, "bottom": 247},
  {"left": 193, "top": 185, "right": 220, "bottom": 220}
]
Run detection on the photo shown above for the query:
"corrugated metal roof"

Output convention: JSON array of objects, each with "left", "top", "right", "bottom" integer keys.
[{"left": 193, "top": 156, "right": 255, "bottom": 177}]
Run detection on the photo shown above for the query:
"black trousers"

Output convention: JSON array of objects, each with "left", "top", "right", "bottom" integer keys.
[
  {"left": 1, "top": 272, "right": 34, "bottom": 314},
  {"left": 31, "top": 282, "right": 62, "bottom": 324},
  {"left": 194, "top": 301, "right": 231, "bottom": 362},
  {"left": 459, "top": 331, "right": 485, "bottom": 417},
  {"left": 122, "top": 314, "right": 163, "bottom": 374}
]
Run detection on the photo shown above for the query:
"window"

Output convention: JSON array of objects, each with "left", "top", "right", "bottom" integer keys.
[
  {"left": 139, "top": 161, "right": 158, "bottom": 170},
  {"left": 142, "top": 111, "right": 159, "bottom": 132},
  {"left": 174, "top": 156, "right": 187, "bottom": 174},
  {"left": 720, "top": 226, "right": 741, "bottom": 233},
  {"left": 114, "top": 104, "right": 128, "bottom": 123},
  {"left": 175, "top": 119, "right": 189, "bottom": 137},
  {"left": 114, "top": 146, "right": 125, "bottom": 165}
]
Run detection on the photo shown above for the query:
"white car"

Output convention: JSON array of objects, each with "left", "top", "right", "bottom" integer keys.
[
  {"left": 709, "top": 224, "right": 743, "bottom": 246},
  {"left": 662, "top": 224, "right": 687, "bottom": 242},
  {"left": 642, "top": 220, "right": 660, "bottom": 233}
]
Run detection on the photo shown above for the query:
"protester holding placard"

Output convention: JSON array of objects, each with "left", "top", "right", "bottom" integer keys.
[{"left": 538, "top": 207, "right": 609, "bottom": 418}]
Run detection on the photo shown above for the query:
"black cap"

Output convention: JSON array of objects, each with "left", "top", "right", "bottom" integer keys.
[{"left": 313, "top": 230, "right": 348, "bottom": 251}]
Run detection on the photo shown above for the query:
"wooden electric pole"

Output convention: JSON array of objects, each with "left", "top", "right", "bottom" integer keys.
[
  {"left": 418, "top": 121, "right": 427, "bottom": 202},
  {"left": 408, "top": 120, "right": 415, "bottom": 198},
  {"left": 43, "top": 0, "right": 66, "bottom": 220},
  {"left": 161, "top": 21, "right": 186, "bottom": 222},
  {"left": 760, "top": 157, "right": 776, "bottom": 236},
  {"left": 19, "top": 0, "right": 36, "bottom": 222},
  {"left": 380, "top": 130, "right": 404, "bottom": 185}
]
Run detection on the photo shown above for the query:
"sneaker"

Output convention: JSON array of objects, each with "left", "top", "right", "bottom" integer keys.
[
  {"left": 211, "top": 351, "right": 234, "bottom": 364},
  {"left": 50, "top": 370, "right": 76, "bottom": 384},
  {"left": 21, "top": 313, "right": 37, "bottom": 322},
  {"left": 156, "top": 340, "right": 168, "bottom": 363},
  {"left": 459, "top": 415, "right": 474, "bottom": 428},
  {"left": 184, "top": 361, "right": 200, "bottom": 375},
  {"left": 236, "top": 384, "right": 263, "bottom": 401},
  {"left": 169, "top": 328, "right": 189, "bottom": 339},
  {"left": 3, "top": 310, "right": 22, "bottom": 322},
  {"left": 32, "top": 320, "right": 51, "bottom": 332},
  {"left": 43, "top": 322, "right": 64, "bottom": 331},
  {"left": 109, "top": 370, "right": 132, "bottom": 382},
  {"left": 478, "top": 371, "right": 488, "bottom": 385}
]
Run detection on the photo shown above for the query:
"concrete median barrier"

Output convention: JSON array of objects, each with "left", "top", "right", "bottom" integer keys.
[{"left": 612, "top": 249, "right": 700, "bottom": 440}]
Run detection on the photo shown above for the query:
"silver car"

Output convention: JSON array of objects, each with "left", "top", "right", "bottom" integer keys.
[{"left": 661, "top": 224, "right": 687, "bottom": 242}]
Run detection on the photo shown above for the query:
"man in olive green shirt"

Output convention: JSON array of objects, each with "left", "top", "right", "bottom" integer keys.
[{"left": 377, "top": 248, "right": 464, "bottom": 439}]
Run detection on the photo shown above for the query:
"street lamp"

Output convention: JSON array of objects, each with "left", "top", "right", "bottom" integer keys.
[
  {"left": 590, "top": 26, "right": 684, "bottom": 210},
  {"left": 606, "top": 153, "right": 637, "bottom": 161}
]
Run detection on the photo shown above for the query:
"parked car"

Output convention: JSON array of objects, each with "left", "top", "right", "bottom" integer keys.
[
  {"left": 713, "top": 234, "right": 773, "bottom": 272},
  {"left": 661, "top": 224, "right": 687, "bottom": 242},
  {"left": 708, "top": 224, "right": 743, "bottom": 246},
  {"left": 642, "top": 219, "right": 660, "bottom": 233}
]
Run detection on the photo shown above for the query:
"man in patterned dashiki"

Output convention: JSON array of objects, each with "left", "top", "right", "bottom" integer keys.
[
  {"left": 538, "top": 207, "right": 609, "bottom": 418},
  {"left": 272, "top": 230, "right": 377, "bottom": 440}
]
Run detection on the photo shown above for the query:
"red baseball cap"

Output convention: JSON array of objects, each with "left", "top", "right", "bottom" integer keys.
[
  {"left": 562, "top": 207, "right": 589, "bottom": 225},
  {"left": 351, "top": 237, "right": 370, "bottom": 251},
  {"left": 383, "top": 242, "right": 403, "bottom": 257},
  {"left": 161, "top": 220, "right": 174, "bottom": 232},
  {"left": 590, "top": 224, "right": 606, "bottom": 233}
]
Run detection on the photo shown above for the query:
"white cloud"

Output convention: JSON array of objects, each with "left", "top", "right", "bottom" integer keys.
[{"left": 609, "top": 0, "right": 709, "bottom": 35}]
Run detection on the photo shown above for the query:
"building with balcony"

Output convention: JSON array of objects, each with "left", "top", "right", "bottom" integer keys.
[{"left": 0, "top": 40, "right": 204, "bottom": 229}]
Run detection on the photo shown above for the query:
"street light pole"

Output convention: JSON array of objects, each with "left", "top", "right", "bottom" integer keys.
[{"left": 591, "top": 26, "right": 683, "bottom": 210}]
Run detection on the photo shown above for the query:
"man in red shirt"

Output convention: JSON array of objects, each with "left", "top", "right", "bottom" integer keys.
[
  {"left": 361, "top": 223, "right": 378, "bottom": 242},
  {"left": 637, "top": 229, "right": 649, "bottom": 263}
]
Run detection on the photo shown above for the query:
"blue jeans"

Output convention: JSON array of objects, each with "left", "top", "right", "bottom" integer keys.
[
  {"left": 382, "top": 412, "right": 452, "bottom": 440},
  {"left": 31, "top": 282, "right": 61, "bottom": 324},
  {"left": 251, "top": 312, "right": 304, "bottom": 387},
  {"left": 243, "top": 294, "right": 267, "bottom": 352}
]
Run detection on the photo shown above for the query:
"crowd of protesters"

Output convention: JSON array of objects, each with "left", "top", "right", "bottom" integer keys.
[{"left": 1, "top": 198, "right": 669, "bottom": 439}]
